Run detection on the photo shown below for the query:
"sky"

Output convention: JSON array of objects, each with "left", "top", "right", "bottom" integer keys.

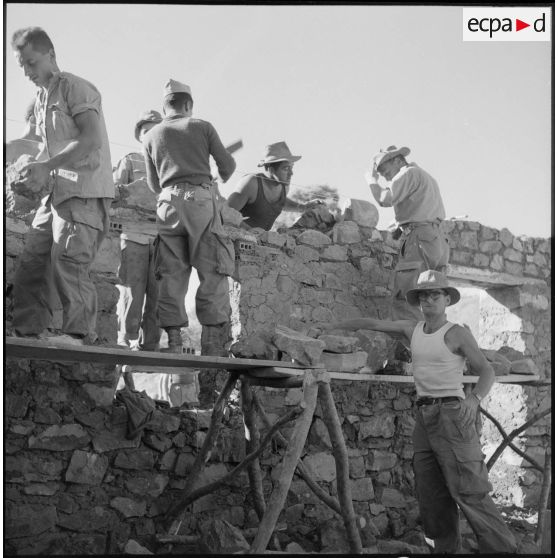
[{"left": 4, "top": 4, "right": 553, "bottom": 238}]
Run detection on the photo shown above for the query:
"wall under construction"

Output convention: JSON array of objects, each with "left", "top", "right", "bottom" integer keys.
[{"left": 4, "top": 197, "right": 551, "bottom": 554}]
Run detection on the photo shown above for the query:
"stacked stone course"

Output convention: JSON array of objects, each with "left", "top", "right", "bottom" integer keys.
[{"left": 4, "top": 191, "right": 551, "bottom": 553}]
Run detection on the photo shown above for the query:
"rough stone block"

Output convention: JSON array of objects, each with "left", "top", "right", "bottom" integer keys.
[
  {"left": 146, "top": 410, "right": 181, "bottom": 433},
  {"left": 499, "top": 228, "right": 514, "bottom": 247},
  {"left": 381, "top": 487, "right": 407, "bottom": 508},
  {"left": 125, "top": 473, "right": 169, "bottom": 497},
  {"left": 321, "top": 244, "right": 348, "bottom": 262},
  {"left": 143, "top": 432, "right": 172, "bottom": 453},
  {"left": 368, "top": 450, "right": 398, "bottom": 471},
  {"left": 359, "top": 414, "right": 396, "bottom": 439},
  {"left": 5, "top": 393, "right": 31, "bottom": 418},
  {"left": 29, "top": 424, "right": 90, "bottom": 451},
  {"left": 319, "top": 518, "right": 349, "bottom": 552},
  {"left": 56, "top": 506, "right": 115, "bottom": 532},
  {"left": 510, "top": 359, "right": 538, "bottom": 375},
  {"left": 503, "top": 248, "right": 523, "bottom": 263},
  {"left": 110, "top": 497, "right": 147, "bottom": 518},
  {"left": 114, "top": 449, "right": 155, "bottom": 470},
  {"left": 198, "top": 519, "right": 250, "bottom": 554},
  {"left": 350, "top": 477, "right": 375, "bottom": 501},
  {"left": 320, "top": 351, "right": 368, "bottom": 372},
  {"left": 23, "top": 483, "right": 60, "bottom": 496},
  {"left": 124, "top": 540, "right": 153, "bottom": 554},
  {"left": 318, "top": 334, "right": 360, "bottom": 354},
  {"left": 479, "top": 240, "right": 503, "bottom": 253},
  {"left": 272, "top": 325, "right": 325, "bottom": 366},
  {"left": 259, "top": 230, "right": 287, "bottom": 248},
  {"left": 341, "top": 198, "right": 379, "bottom": 228},
  {"left": 65, "top": 450, "right": 108, "bottom": 485},
  {"left": 294, "top": 244, "right": 320, "bottom": 262},
  {"left": 92, "top": 430, "right": 140, "bottom": 453},
  {"left": 295, "top": 229, "right": 332, "bottom": 248},
  {"left": 6, "top": 455, "right": 65, "bottom": 484},
  {"left": 302, "top": 452, "right": 336, "bottom": 482},
  {"left": 461, "top": 232, "right": 479, "bottom": 250},
  {"left": 332, "top": 221, "right": 361, "bottom": 244},
  {"left": 81, "top": 384, "right": 116, "bottom": 407},
  {"left": 5, "top": 503, "right": 57, "bottom": 539}
]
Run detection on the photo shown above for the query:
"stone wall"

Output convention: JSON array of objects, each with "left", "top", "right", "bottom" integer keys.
[{"left": 4, "top": 198, "right": 551, "bottom": 553}]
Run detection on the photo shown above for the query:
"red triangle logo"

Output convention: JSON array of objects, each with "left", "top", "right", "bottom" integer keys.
[{"left": 516, "top": 19, "right": 530, "bottom": 31}]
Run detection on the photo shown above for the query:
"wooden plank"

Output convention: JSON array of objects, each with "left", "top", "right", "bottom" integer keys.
[{"left": 5, "top": 337, "right": 309, "bottom": 371}]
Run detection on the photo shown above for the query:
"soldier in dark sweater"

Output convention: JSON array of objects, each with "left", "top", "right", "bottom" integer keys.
[{"left": 143, "top": 79, "right": 236, "bottom": 356}]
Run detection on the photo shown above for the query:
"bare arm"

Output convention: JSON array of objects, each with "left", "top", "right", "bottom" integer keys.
[
  {"left": 45, "top": 110, "right": 102, "bottom": 171},
  {"left": 447, "top": 325, "right": 495, "bottom": 428},
  {"left": 365, "top": 169, "right": 393, "bottom": 207},
  {"left": 18, "top": 109, "right": 103, "bottom": 187},
  {"left": 318, "top": 318, "right": 416, "bottom": 345},
  {"left": 227, "top": 175, "right": 258, "bottom": 211}
]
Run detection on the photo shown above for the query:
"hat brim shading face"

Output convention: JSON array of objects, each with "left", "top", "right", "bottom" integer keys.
[
  {"left": 258, "top": 155, "right": 302, "bottom": 167},
  {"left": 373, "top": 146, "right": 410, "bottom": 170},
  {"left": 406, "top": 286, "right": 460, "bottom": 307}
]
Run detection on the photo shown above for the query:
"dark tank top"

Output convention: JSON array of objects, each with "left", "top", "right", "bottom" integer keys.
[{"left": 241, "top": 174, "right": 286, "bottom": 231}]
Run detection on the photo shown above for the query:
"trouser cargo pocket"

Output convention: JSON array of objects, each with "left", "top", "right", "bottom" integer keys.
[{"left": 452, "top": 445, "right": 492, "bottom": 496}]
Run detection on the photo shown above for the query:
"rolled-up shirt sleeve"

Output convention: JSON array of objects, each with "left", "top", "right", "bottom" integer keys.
[
  {"left": 207, "top": 123, "right": 236, "bottom": 182},
  {"left": 63, "top": 77, "right": 102, "bottom": 118}
]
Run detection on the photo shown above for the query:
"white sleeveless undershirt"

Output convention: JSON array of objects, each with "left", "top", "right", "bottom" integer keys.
[{"left": 411, "top": 321, "right": 466, "bottom": 399}]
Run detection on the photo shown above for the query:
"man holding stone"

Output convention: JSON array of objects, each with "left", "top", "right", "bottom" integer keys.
[
  {"left": 316, "top": 270, "right": 517, "bottom": 554},
  {"left": 10, "top": 27, "right": 114, "bottom": 345},
  {"left": 365, "top": 145, "right": 449, "bottom": 322}
]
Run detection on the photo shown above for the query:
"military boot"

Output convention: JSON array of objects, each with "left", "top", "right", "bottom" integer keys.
[
  {"left": 200, "top": 323, "right": 230, "bottom": 358},
  {"left": 162, "top": 327, "right": 183, "bottom": 353}
]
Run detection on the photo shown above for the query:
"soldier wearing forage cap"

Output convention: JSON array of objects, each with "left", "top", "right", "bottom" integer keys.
[
  {"left": 227, "top": 141, "right": 319, "bottom": 231},
  {"left": 143, "top": 79, "right": 236, "bottom": 356},
  {"left": 113, "top": 110, "right": 163, "bottom": 351},
  {"left": 316, "top": 270, "right": 517, "bottom": 554},
  {"left": 365, "top": 146, "right": 449, "bottom": 323}
]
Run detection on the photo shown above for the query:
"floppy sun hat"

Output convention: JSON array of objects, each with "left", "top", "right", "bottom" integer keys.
[
  {"left": 406, "top": 270, "right": 460, "bottom": 307},
  {"left": 258, "top": 141, "right": 301, "bottom": 167},
  {"left": 372, "top": 145, "right": 410, "bottom": 171},
  {"left": 134, "top": 110, "right": 162, "bottom": 142}
]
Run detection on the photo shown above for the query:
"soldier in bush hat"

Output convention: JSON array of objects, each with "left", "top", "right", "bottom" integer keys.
[
  {"left": 227, "top": 141, "right": 321, "bottom": 231},
  {"left": 365, "top": 145, "right": 449, "bottom": 322},
  {"left": 113, "top": 110, "right": 163, "bottom": 353},
  {"left": 316, "top": 269, "right": 517, "bottom": 554},
  {"left": 143, "top": 78, "right": 237, "bottom": 361}
]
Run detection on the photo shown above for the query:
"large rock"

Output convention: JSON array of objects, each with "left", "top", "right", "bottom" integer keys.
[
  {"left": 110, "top": 497, "right": 147, "bottom": 518},
  {"left": 124, "top": 540, "right": 153, "bottom": 554},
  {"left": 295, "top": 229, "right": 332, "bottom": 248},
  {"left": 198, "top": 519, "right": 250, "bottom": 554},
  {"left": 230, "top": 335, "right": 278, "bottom": 360},
  {"left": 320, "top": 351, "right": 368, "bottom": 372},
  {"left": 341, "top": 199, "right": 379, "bottom": 228},
  {"left": 350, "top": 477, "right": 375, "bottom": 501},
  {"left": 318, "top": 334, "right": 360, "bottom": 354},
  {"left": 510, "top": 358, "right": 538, "bottom": 375},
  {"left": 302, "top": 452, "right": 336, "bottom": 482},
  {"left": 272, "top": 325, "right": 325, "bottom": 366},
  {"left": 381, "top": 487, "right": 407, "bottom": 508},
  {"left": 65, "top": 450, "right": 108, "bottom": 485},
  {"left": 5, "top": 503, "right": 57, "bottom": 539},
  {"left": 114, "top": 449, "right": 155, "bottom": 470},
  {"left": 28, "top": 424, "right": 90, "bottom": 451},
  {"left": 332, "top": 221, "right": 361, "bottom": 244},
  {"left": 292, "top": 205, "right": 336, "bottom": 230},
  {"left": 125, "top": 473, "right": 169, "bottom": 497}
]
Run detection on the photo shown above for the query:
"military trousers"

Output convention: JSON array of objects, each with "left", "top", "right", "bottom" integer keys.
[
  {"left": 155, "top": 184, "right": 231, "bottom": 328},
  {"left": 392, "top": 222, "right": 450, "bottom": 322},
  {"left": 13, "top": 195, "right": 109, "bottom": 337},
  {"left": 116, "top": 238, "right": 160, "bottom": 349},
  {"left": 412, "top": 399, "right": 517, "bottom": 554}
]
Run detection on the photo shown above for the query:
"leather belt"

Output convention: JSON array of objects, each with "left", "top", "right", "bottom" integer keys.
[
  {"left": 164, "top": 181, "right": 212, "bottom": 191},
  {"left": 417, "top": 396, "right": 461, "bottom": 407},
  {"left": 400, "top": 220, "right": 441, "bottom": 233}
]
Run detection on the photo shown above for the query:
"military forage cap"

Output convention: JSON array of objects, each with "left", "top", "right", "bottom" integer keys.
[{"left": 163, "top": 79, "right": 192, "bottom": 99}]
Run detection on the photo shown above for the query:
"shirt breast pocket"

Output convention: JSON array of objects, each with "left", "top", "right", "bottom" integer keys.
[{"left": 50, "top": 104, "right": 79, "bottom": 141}]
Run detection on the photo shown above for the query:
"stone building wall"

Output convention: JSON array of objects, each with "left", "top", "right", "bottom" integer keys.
[{"left": 4, "top": 199, "right": 551, "bottom": 553}]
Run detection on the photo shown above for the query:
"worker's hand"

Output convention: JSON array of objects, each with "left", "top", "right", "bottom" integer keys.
[
  {"left": 17, "top": 161, "right": 50, "bottom": 192},
  {"left": 458, "top": 394, "right": 480, "bottom": 429},
  {"left": 365, "top": 167, "right": 379, "bottom": 185}
]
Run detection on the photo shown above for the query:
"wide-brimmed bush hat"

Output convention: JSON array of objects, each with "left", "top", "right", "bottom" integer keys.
[
  {"left": 406, "top": 270, "right": 460, "bottom": 307},
  {"left": 372, "top": 145, "right": 410, "bottom": 170},
  {"left": 134, "top": 110, "right": 162, "bottom": 142},
  {"left": 258, "top": 141, "right": 301, "bottom": 167}
]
